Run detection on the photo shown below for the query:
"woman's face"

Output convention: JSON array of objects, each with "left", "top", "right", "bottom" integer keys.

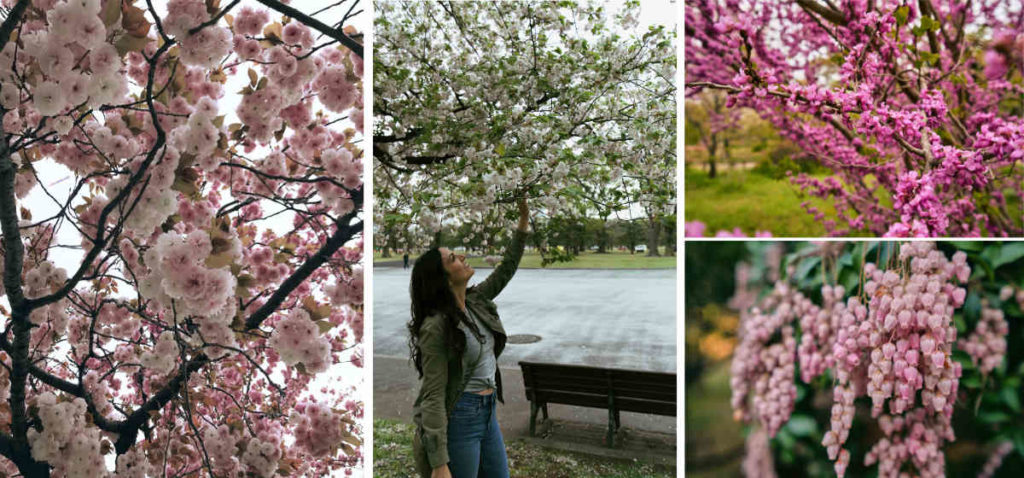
[{"left": 439, "top": 247, "right": 474, "bottom": 285}]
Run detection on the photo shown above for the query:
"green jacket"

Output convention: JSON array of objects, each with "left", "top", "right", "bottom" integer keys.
[{"left": 412, "top": 229, "right": 528, "bottom": 477}]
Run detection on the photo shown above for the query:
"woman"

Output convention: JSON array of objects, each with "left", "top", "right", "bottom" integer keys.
[{"left": 409, "top": 198, "right": 529, "bottom": 478}]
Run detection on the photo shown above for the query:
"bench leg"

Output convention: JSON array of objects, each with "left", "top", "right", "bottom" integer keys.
[
  {"left": 529, "top": 401, "right": 538, "bottom": 437},
  {"left": 614, "top": 409, "right": 621, "bottom": 430},
  {"left": 542, "top": 403, "right": 549, "bottom": 421},
  {"left": 607, "top": 407, "right": 615, "bottom": 448}
]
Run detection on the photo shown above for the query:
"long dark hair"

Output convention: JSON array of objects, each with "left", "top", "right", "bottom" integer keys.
[{"left": 408, "top": 248, "right": 468, "bottom": 378}]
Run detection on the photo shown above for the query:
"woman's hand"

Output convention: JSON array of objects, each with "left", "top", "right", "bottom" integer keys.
[
  {"left": 431, "top": 464, "right": 452, "bottom": 478},
  {"left": 516, "top": 197, "right": 529, "bottom": 232}
]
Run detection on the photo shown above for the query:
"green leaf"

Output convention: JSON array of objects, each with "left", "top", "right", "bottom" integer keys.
[
  {"left": 894, "top": 5, "right": 910, "bottom": 26},
  {"left": 794, "top": 256, "right": 821, "bottom": 284},
  {"left": 840, "top": 268, "right": 859, "bottom": 292},
  {"left": 994, "top": 242, "right": 1024, "bottom": 269},
  {"left": 954, "top": 313, "right": 967, "bottom": 334},
  {"left": 964, "top": 292, "right": 982, "bottom": 321},
  {"left": 919, "top": 16, "right": 934, "bottom": 31},
  {"left": 920, "top": 51, "right": 940, "bottom": 66},
  {"left": 949, "top": 241, "right": 984, "bottom": 252},
  {"left": 839, "top": 251, "right": 854, "bottom": 268},
  {"left": 982, "top": 244, "right": 1002, "bottom": 269},
  {"left": 785, "top": 415, "right": 818, "bottom": 437},
  {"left": 317, "top": 320, "right": 333, "bottom": 334},
  {"left": 1001, "top": 387, "right": 1021, "bottom": 413},
  {"left": 978, "top": 411, "right": 1011, "bottom": 424},
  {"left": 1015, "top": 429, "right": 1024, "bottom": 458}
]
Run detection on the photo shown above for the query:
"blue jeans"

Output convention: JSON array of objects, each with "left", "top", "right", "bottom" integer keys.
[{"left": 447, "top": 392, "right": 510, "bottom": 478}]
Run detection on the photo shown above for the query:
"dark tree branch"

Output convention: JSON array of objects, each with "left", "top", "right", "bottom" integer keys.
[
  {"left": 0, "top": 0, "right": 29, "bottom": 54},
  {"left": 113, "top": 354, "right": 209, "bottom": 454},
  {"left": 244, "top": 195, "right": 363, "bottom": 330},
  {"left": 794, "top": 0, "right": 847, "bottom": 25},
  {"left": 255, "top": 0, "right": 363, "bottom": 58}
]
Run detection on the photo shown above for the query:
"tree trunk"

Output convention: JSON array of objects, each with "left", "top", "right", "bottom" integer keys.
[
  {"left": 646, "top": 217, "right": 661, "bottom": 257},
  {"left": 708, "top": 135, "right": 718, "bottom": 179}
]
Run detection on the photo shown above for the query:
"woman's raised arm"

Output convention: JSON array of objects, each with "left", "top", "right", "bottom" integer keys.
[{"left": 474, "top": 198, "right": 529, "bottom": 301}]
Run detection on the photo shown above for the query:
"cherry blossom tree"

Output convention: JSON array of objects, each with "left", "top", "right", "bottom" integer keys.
[
  {"left": 373, "top": 0, "right": 675, "bottom": 253},
  {"left": 0, "top": 0, "right": 364, "bottom": 475},
  {"left": 686, "top": 0, "right": 1024, "bottom": 237}
]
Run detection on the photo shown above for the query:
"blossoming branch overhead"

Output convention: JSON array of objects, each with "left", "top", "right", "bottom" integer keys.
[{"left": 0, "top": 0, "right": 365, "bottom": 475}]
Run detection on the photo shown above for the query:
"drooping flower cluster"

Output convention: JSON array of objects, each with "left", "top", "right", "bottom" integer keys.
[
  {"left": 958, "top": 304, "right": 1008, "bottom": 375},
  {"left": 730, "top": 282, "right": 804, "bottom": 436},
  {"left": 828, "top": 243, "right": 967, "bottom": 477},
  {"left": 978, "top": 441, "right": 1015, "bottom": 478},
  {"left": 733, "top": 243, "right": 970, "bottom": 478},
  {"left": 742, "top": 427, "right": 776, "bottom": 478},
  {"left": 2, "top": 0, "right": 127, "bottom": 123},
  {"left": 1000, "top": 284, "right": 1024, "bottom": 310},
  {"left": 863, "top": 410, "right": 952, "bottom": 478}
]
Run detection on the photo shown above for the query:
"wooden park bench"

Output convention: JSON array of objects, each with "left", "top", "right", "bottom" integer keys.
[{"left": 518, "top": 361, "right": 676, "bottom": 447}]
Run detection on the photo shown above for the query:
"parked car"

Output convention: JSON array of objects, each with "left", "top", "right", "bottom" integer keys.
[{"left": 635, "top": 244, "right": 647, "bottom": 253}]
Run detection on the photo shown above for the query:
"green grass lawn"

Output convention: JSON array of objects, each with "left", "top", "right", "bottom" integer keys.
[
  {"left": 375, "top": 249, "right": 676, "bottom": 269},
  {"left": 373, "top": 418, "right": 674, "bottom": 478},
  {"left": 684, "top": 167, "right": 832, "bottom": 237}
]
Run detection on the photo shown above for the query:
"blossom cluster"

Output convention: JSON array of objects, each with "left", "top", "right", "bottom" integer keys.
[
  {"left": 730, "top": 282, "right": 803, "bottom": 436},
  {"left": 26, "top": 393, "right": 106, "bottom": 478},
  {"left": 958, "top": 304, "right": 1008, "bottom": 375},
  {"left": 1000, "top": 284, "right": 1024, "bottom": 310},
  {"left": 978, "top": 441, "right": 1015, "bottom": 478},
  {"left": 268, "top": 308, "right": 331, "bottom": 374},
  {"left": 733, "top": 243, "right": 970, "bottom": 478},
  {"left": 291, "top": 400, "right": 349, "bottom": 458},
  {"left": 4, "top": 0, "right": 128, "bottom": 121}
]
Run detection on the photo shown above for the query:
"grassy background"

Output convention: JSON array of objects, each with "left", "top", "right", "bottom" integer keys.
[
  {"left": 684, "top": 362, "right": 745, "bottom": 478},
  {"left": 373, "top": 418, "right": 675, "bottom": 478},
  {"left": 375, "top": 249, "right": 677, "bottom": 269},
  {"left": 684, "top": 168, "right": 831, "bottom": 237}
]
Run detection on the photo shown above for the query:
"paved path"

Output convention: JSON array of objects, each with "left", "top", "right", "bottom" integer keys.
[
  {"left": 373, "top": 267, "right": 677, "bottom": 454},
  {"left": 373, "top": 268, "right": 677, "bottom": 372}
]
